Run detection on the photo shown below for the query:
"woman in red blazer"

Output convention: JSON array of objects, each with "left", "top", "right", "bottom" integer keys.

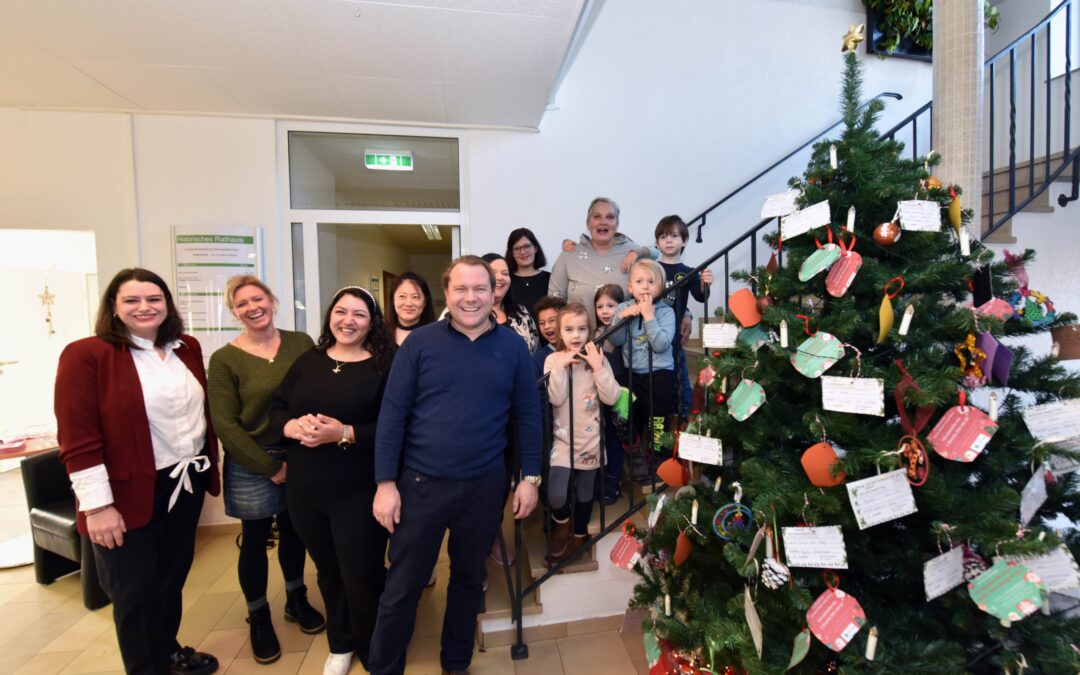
[{"left": 55, "top": 268, "right": 221, "bottom": 675}]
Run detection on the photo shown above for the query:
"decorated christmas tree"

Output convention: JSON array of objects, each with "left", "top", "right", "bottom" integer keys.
[{"left": 629, "top": 51, "right": 1080, "bottom": 674}]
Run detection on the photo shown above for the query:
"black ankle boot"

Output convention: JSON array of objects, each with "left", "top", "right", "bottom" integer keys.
[
  {"left": 284, "top": 587, "right": 326, "bottom": 634},
  {"left": 246, "top": 606, "right": 281, "bottom": 664}
]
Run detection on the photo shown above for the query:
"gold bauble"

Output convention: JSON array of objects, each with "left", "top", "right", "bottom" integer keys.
[
  {"left": 873, "top": 221, "right": 902, "bottom": 246},
  {"left": 925, "top": 176, "right": 942, "bottom": 190}
]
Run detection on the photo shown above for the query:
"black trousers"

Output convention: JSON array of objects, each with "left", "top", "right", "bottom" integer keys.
[
  {"left": 287, "top": 481, "right": 387, "bottom": 658},
  {"left": 93, "top": 465, "right": 208, "bottom": 675},
  {"left": 368, "top": 466, "right": 506, "bottom": 675},
  {"left": 237, "top": 512, "right": 306, "bottom": 604}
]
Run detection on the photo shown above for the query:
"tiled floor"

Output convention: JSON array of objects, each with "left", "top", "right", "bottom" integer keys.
[{"left": 0, "top": 526, "right": 648, "bottom": 675}]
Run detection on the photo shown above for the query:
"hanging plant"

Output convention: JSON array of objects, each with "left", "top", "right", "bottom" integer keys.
[{"left": 863, "top": 0, "right": 1000, "bottom": 58}]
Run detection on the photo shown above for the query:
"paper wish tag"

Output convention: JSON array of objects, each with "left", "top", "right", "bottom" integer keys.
[
  {"left": 1022, "top": 399, "right": 1080, "bottom": 453},
  {"left": 801, "top": 441, "right": 846, "bottom": 487},
  {"left": 728, "top": 379, "right": 766, "bottom": 421},
  {"left": 737, "top": 323, "right": 770, "bottom": 351},
  {"left": 610, "top": 524, "right": 644, "bottom": 570},
  {"left": 821, "top": 376, "right": 884, "bottom": 416},
  {"left": 825, "top": 250, "right": 862, "bottom": 298},
  {"left": 791, "top": 332, "right": 844, "bottom": 378},
  {"left": 898, "top": 199, "right": 942, "bottom": 232},
  {"left": 976, "top": 298, "right": 1014, "bottom": 321},
  {"left": 1019, "top": 465, "right": 1049, "bottom": 526},
  {"left": 677, "top": 432, "right": 722, "bottom": 465},
  {"left": 968, "top": 560, "right": 1047, "bottom": 623},
  {"left": 924, "top": 546, "right": 965, "bottom": 601},
  {"left": 807, "top": 587, "right": 866, "bottom": 652},
  {"left": 783, "top": 526, "right": 848, "bottom": 569},
  {"left": 760, "top": 188, "right": 800, "bottom": 219},
  {"left": 702, "top": 322, "right": 740, "bottom": 349},
  {"left": 780, "top": 199, "right": 831, "bottom": 240},
  {"left": 927, "top": 405, "right": 998, "bottom": 462},
  {"left": 845, "top": 469, "right": 917, "bottom": 530},
  {"left": 998, "top": 545, "right": 1080, "bottom": 593},
  {"left": 798, "top": 243, "right": 841, "bottom": 282}
]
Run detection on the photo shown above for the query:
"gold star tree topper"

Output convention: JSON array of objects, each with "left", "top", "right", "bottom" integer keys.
[{"left": 842, "top": 23, "right": 865, "bottom": 52}]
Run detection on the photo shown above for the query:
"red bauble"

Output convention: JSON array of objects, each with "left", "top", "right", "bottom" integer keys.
[
  {"left": 714, "top": 392, "right": 727, "bottom": 405},
  {"left": 756, "top": 295, "right": 774, "bottom": 312},
  {"left": 872, "top": 220, "right": 902, "bottom": 246}
]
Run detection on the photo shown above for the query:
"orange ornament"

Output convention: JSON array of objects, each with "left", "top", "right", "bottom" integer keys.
[
  {"left": 801, "top": 442, "right": 846, "bottom": 487},
  {"left": 674, "top": 531, "right": 693, "bottom": 567},
  {"left": 872, "top": 221, "right": 902, "bottom": 247},
  {"left": 657, "top": 457, "right": 690, "bottom": 487},
  {"left": 729, "top": 288, "right": 763, "bottom": 327}
]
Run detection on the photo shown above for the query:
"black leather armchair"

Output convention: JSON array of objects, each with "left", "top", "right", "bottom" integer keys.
[{"left": 21, "top": 449, "right": 109, "bottom": 610}]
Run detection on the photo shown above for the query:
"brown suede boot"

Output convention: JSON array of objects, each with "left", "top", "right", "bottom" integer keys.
[{"left": 545, "top": 517, "right": 571, "bottom": 566}]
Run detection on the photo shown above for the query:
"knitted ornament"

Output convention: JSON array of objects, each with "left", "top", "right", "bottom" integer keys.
[{"left": 762, "top": 557, "right": 791, "bottom": 589}]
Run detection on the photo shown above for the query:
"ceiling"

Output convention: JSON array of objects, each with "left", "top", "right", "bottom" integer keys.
[{"left": 0, "top": 0, "right": 587, "bottom": 128}]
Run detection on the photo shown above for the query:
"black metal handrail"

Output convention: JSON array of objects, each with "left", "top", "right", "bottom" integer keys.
[{"left": 690, "top": 92, "right": 902, "bottom": 244}]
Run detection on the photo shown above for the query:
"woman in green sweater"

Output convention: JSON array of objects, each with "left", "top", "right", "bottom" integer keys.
[{"left": 207, "top": 276, "right": 325, "bottom": 665}]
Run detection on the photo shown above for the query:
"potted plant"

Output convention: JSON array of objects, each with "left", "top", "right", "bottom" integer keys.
[{"left": 864, "top": 0, "right": 1000, "bottom": 60}]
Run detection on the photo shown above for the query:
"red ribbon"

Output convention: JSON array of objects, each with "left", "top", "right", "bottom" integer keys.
[
  {"left": 795, "top": 314, "right": 816, "bottom": 336},
  {"left": 823, "top": 570, "right": 840, "bottom": 591},
  {"left": 884, "top": 276, "right": 904, "bottom": 299},
  {"left": 814, "top": 227, "right": 834, "bottom": 249},
  {"left": 958, "top": 388, "right": 966, "bottom": 408},
  {"left": 893, "top": 360, "right": 934, "bottom": 436}
]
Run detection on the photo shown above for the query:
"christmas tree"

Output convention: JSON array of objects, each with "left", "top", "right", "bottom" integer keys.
[{"left": 630, "top": 51, "right": 1080, "bottom": 674}]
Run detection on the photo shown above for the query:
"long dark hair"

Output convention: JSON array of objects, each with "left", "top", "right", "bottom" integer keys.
[
  {"left": 95, "top": 268, "right": 184, "bottom": 348},
  {"left": 316, "top": 286, "right": 396, "bottom": 372},
  {"left": 386, "top": 272, "right": 436, "bottom": 330},
  {"left": 481, "top": 253, "right": 528, "bottom": 324},
  {"left": 504, "top": 227, "right": 547, "bottom": 274}
]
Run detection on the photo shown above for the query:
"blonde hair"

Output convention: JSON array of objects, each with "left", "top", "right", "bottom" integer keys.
[
  {"left": 628, "top": 259, "right": 666, "bottom": 299},
  {"left": 224, "top": 275, "right": 277, "bottom": 310}
]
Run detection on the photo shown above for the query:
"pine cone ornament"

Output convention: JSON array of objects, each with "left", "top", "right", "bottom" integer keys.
[
  {"left": 762, "top": 557, "right": 790, "bottom": 589},
  {"left": 962, "top": 546, "right": 989, "bottom": 581}
]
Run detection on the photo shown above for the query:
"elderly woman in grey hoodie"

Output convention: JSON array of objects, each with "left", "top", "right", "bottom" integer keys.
[{"left": 548, "top": 197, "right": 653, "bottom": 330}]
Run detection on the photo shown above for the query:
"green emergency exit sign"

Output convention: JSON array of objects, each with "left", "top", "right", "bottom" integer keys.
[{"left": 364, "top": 150, "right": 413, "bottom": 171}]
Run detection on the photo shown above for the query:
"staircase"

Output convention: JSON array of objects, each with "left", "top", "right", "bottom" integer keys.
[{"left": 982, "top": 151, "right": 1077, "bottom": 242}]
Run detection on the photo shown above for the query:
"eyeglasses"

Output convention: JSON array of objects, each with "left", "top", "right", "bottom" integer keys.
[{"left": 512, "top": 243, "right": 534, "bottom": 253}]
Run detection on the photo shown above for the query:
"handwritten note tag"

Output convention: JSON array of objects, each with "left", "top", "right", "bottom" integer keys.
[
  {"left": 761, "top": 189, "right": 800, "bottom": 219},
  {"left": 998, "top": 545, "right": 1080, "bottom": 592},
  {"left": 783, "top": 526, "right": 848, "bottom": 569},
  {"left": 1019, "top": 466, "right": 1048, "bottom": 526},
  {"left": 846, "top": 470, "right": 917, "bottom": 530},
  {"left": 821, "top": 376, "right": 884, "bottom": 416},
  {"left": 924, "top": 546, "right": 965, "bottom": 601},
  {"left": 780, "top": 200, "right": 831, "bottom": 240},
  {"left": 898, "top": 199, "right": 942, "bottom": 232},
  {"left": 702, "top": 322, "right": 740, "bottom": 349},
  {"left": 678, "top": 432, "right": 722, "bottom": 465},
  {"left": 1022, "top": 399, "right": 1080, "bottom": 451}
]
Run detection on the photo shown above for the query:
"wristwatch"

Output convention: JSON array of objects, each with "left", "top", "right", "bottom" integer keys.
[
  {"left": 521, "top": 474, "right": 542, "bottom": 487},
  {"left": 337, "top": 425, "right": 354, "bottom": 448}
]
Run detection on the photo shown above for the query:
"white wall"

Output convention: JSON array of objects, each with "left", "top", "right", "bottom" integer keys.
[{"left": 466, "top": 0, "right": 935, "bottom": 325}]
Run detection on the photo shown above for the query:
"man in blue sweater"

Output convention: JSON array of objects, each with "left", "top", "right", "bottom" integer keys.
[{"left": 369, "top": 256, "right": 542, "bottom": 675}]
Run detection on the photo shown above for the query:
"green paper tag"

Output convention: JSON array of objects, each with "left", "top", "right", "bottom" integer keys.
[
  {"left": 798, "top": 243, "right": 842, "bottom": 281},
  {"left": 729, "top": 379, "right": 766, "bottom": 421},
  {"left": 644, "top": 629, "right": 661, "bottom": 666},
  {"left": 786, "top": 629, "right": 811, "bottom": 671},
  {"left": 968, "top": 560, "right": 1046, "bottom": 623},
  {"left": 791, "top": 332, "right": 844, "bottom": 378},
  {"left": 736, "top": 323, "right": 769, "bottom": 351}
]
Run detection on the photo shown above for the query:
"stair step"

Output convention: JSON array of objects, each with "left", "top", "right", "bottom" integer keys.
[
  {"left": 478, "top": 555, "right": 543, "bottom": 622},
  {"left": 524, "top": 514, "right": 598, "bottom": 579},
  {"left": 983, "top": 151, "right": 1074, "bottom": 186}
]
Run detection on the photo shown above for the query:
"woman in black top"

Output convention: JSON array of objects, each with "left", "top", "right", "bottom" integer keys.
[
  {"left": 505, "top": 228, "right": 550, "bottom": 322},
  {"left": 269, "top": 286, "right": 395, "bottom": 675},
  {"left": 483, "top": 252, "right": 539, "bottom": 353},
  {"left": 385, "top": 271, "right": 436, "bottom": 346}
]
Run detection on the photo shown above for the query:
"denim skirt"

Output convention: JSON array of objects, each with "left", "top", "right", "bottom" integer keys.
[{"left": 223, "top": 456, "right": 287, "bottom": 520}]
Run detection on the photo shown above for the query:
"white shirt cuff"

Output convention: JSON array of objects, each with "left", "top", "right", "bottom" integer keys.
[{"left": 69, "top": 465, "right": 114, "bottom": 511}]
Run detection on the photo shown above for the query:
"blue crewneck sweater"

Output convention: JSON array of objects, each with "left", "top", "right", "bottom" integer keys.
[{"left": 374, "top": 318, "right": 542, "bottom": 481}]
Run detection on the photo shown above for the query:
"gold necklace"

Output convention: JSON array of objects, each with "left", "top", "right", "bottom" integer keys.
[
  {"left": 243, "top": 329, "right": 279, "bottom": 364},
  {"left": 332, "top": 359, "right": 345, "bottom": 374}
]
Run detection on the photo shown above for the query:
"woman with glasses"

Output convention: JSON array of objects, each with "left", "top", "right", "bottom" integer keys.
[{"left": 505, "top": 228, "right": 549, "bottom": 322}]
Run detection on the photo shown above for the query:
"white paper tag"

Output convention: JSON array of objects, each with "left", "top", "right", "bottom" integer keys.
[
  {"left": 1048, "top": 454, "right": 1080, "bottom": 476},
  {"left": 924, "top": 546, "right": 965, "bottom": 601},
  {"left": 780, "top": 200, "right": 831, "bottom": 240},
  {"left": 821, "top": 376, "right": 885, "bottom": 417},
  {"left": 678, "top": 432, "right": 722, "bottom": 466},
  {"left": 783, "top": 525, "right": 848, "bottom": 569},
  {"left": 898, "top": 199, "right": 942, "bottom": 232},
  {"left": 702, "top": 322, "right": 740, "bottom": 349},
  {"left": 1019, "top": 466, "right": 1048, "bottom": 525},
  {"left": 1022, "top": 399, "right": 1080, "bottom": 451},
  {"left": 997, "top": 545, "right": 1080, "bottom": 592},
  {"left": 745, "top": 586, "right": 764, "bottom": 658},
  {"left": 959, "top": 227, "right": 971, "bottom": 256},
  {"left": 846, "top": 470, "right": 917, "bottom": 530},
  {"left": 780, "top": 320, "right": 789, "bottom": 348},
  {"left": 898, "top": 305, "right": 915, "bottom": 336},
  {"left": 760, "top": 189, "right": 801, "bottom": 219}
]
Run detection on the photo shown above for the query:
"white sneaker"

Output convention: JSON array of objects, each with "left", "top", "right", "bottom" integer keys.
[{"left": 323, "top": 652, "right": 352, "bottom": 675}]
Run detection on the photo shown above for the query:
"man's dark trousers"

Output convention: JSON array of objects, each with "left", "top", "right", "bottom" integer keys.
[{"left": 368, "top": 465, "right": 507, "bottom": 675}]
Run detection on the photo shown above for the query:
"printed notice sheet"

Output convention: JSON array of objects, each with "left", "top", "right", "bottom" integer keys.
[
  {"left": 783, "top": 526, "right": 848, "bottom": 569},
  {"left": 897, "top": 200, "right": 942, "bottom": 232},
  {"left": 780, "top": 200, "right": 830, "bottom": 240},
  {"left": 702, "top": 323, "right": 740, "bottom": 349},
  {"left": 760, "top": 189, "right": 801, "bottom": 219},
  {"left": 924, "top": 546, "right": 965, "bottom": 601},
  {"left": 821, "top": 376, "right": 885, "bottom": 416},
  {"left": 846, "top": 470, "right": 917, "bottom": 530},
  {"left": 677, "top": 433, "right": 722, "bottom": 465},
  {"left": 998, "top": 546, "right": 1080, "bottom": 593}
]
